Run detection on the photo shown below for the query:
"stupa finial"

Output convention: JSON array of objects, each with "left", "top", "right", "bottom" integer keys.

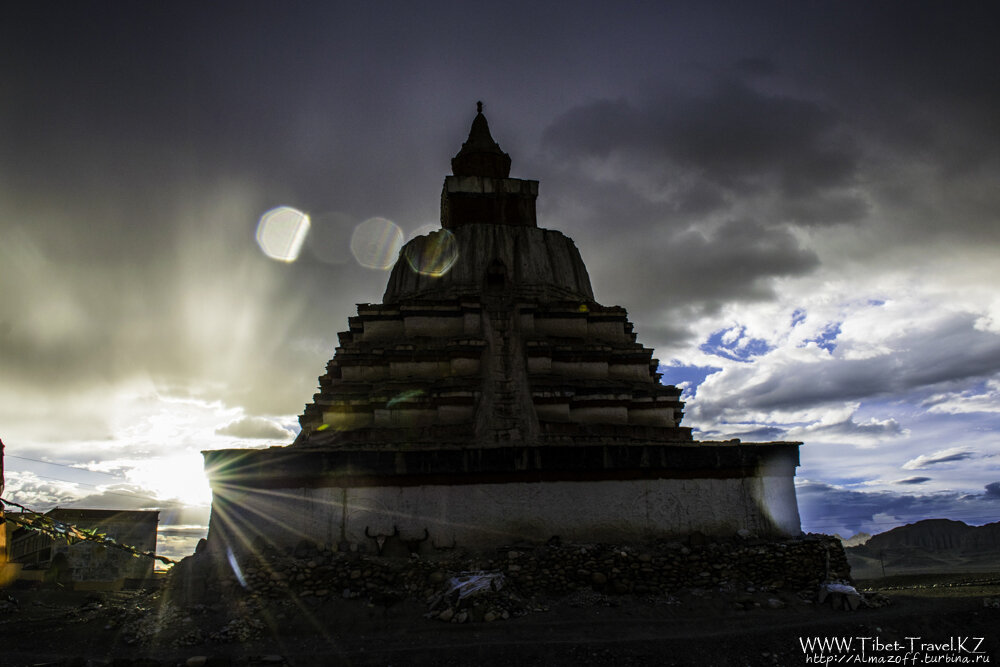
[{"left": 451, "top": 101, "right": 511, "bottom": 178}]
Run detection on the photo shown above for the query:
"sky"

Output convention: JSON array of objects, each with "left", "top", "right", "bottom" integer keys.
[{"left": 2, "top": 1, "right": 998, "bottom": 562}]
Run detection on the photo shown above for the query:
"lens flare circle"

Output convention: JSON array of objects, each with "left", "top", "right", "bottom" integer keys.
[
  {"left": 403, "top": 229, "right": 459, "bottom": 277},
  {"left": 350, "top": 217, "right": 404, "bottom": 270},
  {"left": 256, "top": 206, "right": 311, "bottom": 262}
]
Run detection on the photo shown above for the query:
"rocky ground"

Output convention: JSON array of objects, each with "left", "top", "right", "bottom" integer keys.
[{"left": 1, "top": 542, "right": 998, "bottom": 666}]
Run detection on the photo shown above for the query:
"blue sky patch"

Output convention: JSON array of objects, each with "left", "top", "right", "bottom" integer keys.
[
  {"left": 806, "top": 321, "right": 842, "bottom": 352},
  {"left": 658, "top": 363, "right": 723, "bottom": 397},
  {"left": 699, "top": 326, "right": 774, "bottom": 362}
]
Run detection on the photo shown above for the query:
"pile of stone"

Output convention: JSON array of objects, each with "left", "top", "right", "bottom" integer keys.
[
  {"left": 232, "top": 543, "right": 450, "bottom": 605},
  {"left": 491, "top": 534, "right": 849, "bottom": 598},
  {"left": 172, "top": 533, "right": 849, "bottom": 624}
]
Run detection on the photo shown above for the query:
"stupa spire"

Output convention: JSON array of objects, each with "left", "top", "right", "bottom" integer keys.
[{"left": 451, "top": 101, "right": 512, "bottom": 178}]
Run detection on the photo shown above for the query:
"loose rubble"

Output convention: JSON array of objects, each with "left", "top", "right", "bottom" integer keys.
[
  {"left": 164, "top": 532, "right": 851, "bottom": 626},
  {"left": 0, "top": 534, "right": 861, "bottom": 664}
]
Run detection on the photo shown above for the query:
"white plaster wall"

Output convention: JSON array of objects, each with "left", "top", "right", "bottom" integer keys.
[
  {"left": 754, "top": 474, "right": 801, "bottom": 536},
  {"left": 208, "top": 475, "right": 801, "bottom": 557}
]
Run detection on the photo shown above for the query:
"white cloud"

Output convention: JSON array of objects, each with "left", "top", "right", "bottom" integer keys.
[
  {"left": 902, "top": 447, "right": 977, "bottom": 471},
  {"left": 216, "top": 416, "right": 294, "bottom": 440},
  {"left": 923, "top": 380, "right": 1000, "bottom": 415},
  {"left": 2, "top": 388, "right": 297, "bottom": 512},
  {"left": 787, "top": 413, "right": 906, "bottom": 447},
  {"left": 2, "top": 471, "right": 80, "bottom": 509}
]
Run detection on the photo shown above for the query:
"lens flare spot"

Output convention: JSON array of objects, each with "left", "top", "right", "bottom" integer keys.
[
  {"left": 350, "top": 217, "right": 404, "bottom": 270},
  {"left": 578, "top": 303, "right": 589, "bottom": 313},
  {"left": 403, "top": 229, "right": 459, "bottom": 277},
  {"left": 316, "top": 423, "right": 330, "bottom": 431},
  {"left": 256, "top": 206, "right": 311, "bottom": 262},
  {"left": 226, "top": 546, "right": 248, "bottom": 588}
]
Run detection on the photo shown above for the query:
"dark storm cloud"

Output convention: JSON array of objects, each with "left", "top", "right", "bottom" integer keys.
[
  {"left": 986, "top": 483, "right": 1000, "bottom": 499},
  {"left": 894, "top": 477, "right": 931, "bottom": 486},
  {"left": 535, "top": 0, "right": 1000, "bottom": 262},
  {"left": 574, "top": 217, "right": 819, "bottom": 348},
  {"left": 541, "top": 80, "right": 865, "bottom": 227},
  {"left": 788, "top": 3, "right": 1000, "bottom": 169},
  {"left": 657, "top": 219, "right": 820, "bottom": 300},
  {"left": 798, "top": 481, "right": 999, "bottom": 535}
]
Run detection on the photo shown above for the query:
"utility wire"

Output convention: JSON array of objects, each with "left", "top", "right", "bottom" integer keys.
[
  {"left": 5, "top": 454, "right": 123, "bottom": 478},
  {"left": 4, "top": 469, "right": 178, "bottom": 506}
]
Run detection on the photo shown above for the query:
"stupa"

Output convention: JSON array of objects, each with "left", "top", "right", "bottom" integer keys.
[{"left": 203, "top": 104, "right": 802, "bottom": 556}]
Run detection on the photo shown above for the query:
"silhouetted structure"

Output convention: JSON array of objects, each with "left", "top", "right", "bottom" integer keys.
[{"left": 204, "top": 105, "right": 803, "bottom": 556}]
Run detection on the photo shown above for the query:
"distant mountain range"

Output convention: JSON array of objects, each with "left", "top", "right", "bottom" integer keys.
[
  {"left": 835, "top": 532, "right": 872, "bottom": 547},
  {"left": 842, "top": 519, "right": 1000, "bottom": 578}
]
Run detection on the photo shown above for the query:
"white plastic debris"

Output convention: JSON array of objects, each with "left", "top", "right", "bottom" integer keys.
[
  {"left": 823, "top": 583, "right": 859, "bottom": 595},
  {"left": 818, "top": 582, "right": 863, "bottom": 610},
  {"left": 445, "top": 571, "right": 505, "bottom": 600}
]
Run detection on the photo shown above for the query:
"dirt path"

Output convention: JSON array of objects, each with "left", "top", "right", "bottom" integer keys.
[{"left": 2, "top": 575, "right": 998, "bottom": 666}]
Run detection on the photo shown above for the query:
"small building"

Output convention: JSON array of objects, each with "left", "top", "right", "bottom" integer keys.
[{"left": 9, "top": 508, "right": 159, "bottom": 590}]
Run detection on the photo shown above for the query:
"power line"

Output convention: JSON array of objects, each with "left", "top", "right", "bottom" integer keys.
[
  {"left": 4, "top": 470, "right": 173, "bottom": 506},
  {"left": 5, "top": 454, "right": 123, "bottom": 478}
]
